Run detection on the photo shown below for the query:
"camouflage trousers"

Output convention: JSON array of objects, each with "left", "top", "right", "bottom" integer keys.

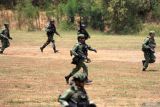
[
  {"left": 143, "top": 51, "right": 156, "bottom": 69},
  {"left": 70, "top": 61, "right": 88, "bottom": 77},
  {"left": 0, "top": 38, "right": 10, "bottom": 52},
  {"left": 41, "top": 34, "right": 57, "bottom": 52}
]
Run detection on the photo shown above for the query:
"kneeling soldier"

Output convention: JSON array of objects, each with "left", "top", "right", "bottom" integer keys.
[{"left": 58, "top": 72, "right": 96, "bottom": 107}]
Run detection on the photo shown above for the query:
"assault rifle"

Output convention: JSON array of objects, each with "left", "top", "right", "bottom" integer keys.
[
  {"left": 70, "top": 50, "right": 91, "bottom": 63},
  {"left": 149, "top": 44, "right": 156, "bottom": 53},
  {"left": 0, "top": 34, "right": 9, "bottom": 40}
]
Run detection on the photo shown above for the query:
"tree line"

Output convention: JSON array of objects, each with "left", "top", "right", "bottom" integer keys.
[{"left": 0, "top": 0, "right": 160, "bottom": 34}]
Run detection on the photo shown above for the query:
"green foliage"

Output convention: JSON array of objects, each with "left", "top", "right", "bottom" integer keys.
[
  {"left": 22, "top": 1, "right": 38, "bottom": 19},
  {"left": 59, "top": 21, "right": 76, "bottom": 31},
  {"left": 1, "top": 0, "right": 160, "bottom": 34},
  {"left": 22, "top": 0, "right": 39, "bottom": 31},
  {"left": 140, "top": 23, "right": 160, "bottom": 37},
  {"left": 152, "top": 0, "right": 160, "bottom": 20},
  {"left": 90, "top": 4, "right": 104, "bottom": 31},
  {"left": 64, "top": 0, "right": 78, "bottom": 23},
  {"left": 107, "top": 0, "right": 143, "bottom": 34}
]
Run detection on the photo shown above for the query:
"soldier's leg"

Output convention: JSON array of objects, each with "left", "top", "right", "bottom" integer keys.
[
  {"left": 0, "top": 39, "right": 10, "bottom": 53},
  {"left": 143, "top": 52, "right": 150, "bottom": 71},
  {"left": 65, "top": 64, "right": 81, "bottom": 84},
  {"left": 81, "top": 62, "right": 92, "bottom": 83},
  {"left": 0, "top": 40, "right": 2, "bottom": 53},
  {"left": 81, "top": 62, "right": 88, "bottom": 76},
  {"left": 40, "top": 39, "right": 50, "bottom": 52},
  {"left": 149, "top": 53, "right": 156, "bottom": 63},
  {"left": 51, "top": 40, "right": 58, "bottom": 53}
]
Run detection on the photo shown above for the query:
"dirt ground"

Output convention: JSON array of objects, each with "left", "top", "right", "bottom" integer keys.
[{"left": 0, "top": 45, "right": 159, "bottom": 107}]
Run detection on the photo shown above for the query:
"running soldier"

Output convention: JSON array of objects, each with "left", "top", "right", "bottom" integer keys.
[
  {"left": 142, "top": 31, "right": 156, "bottom": 71},
  {"left": 40, "top": 20, "right": 61, "bottom": 53},
  {"left": 65, "top": 34, "right": 97, "bottom": 84},
  {"left": 0, "top": 22, "right": 12, "bottom": 54}
]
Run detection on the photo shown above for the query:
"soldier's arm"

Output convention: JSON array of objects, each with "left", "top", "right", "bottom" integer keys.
[
  {"left": 7, "top": 29, "right": 12, "bottom": 40},
  {"left": 58, "top": 88, "right": 74, "bottom": 107},
  {"left": 55, "top": 31, "right": 61, "bottom": 37},
  {"left": 45, "top": 23, "right": 51, "bottom": 32},
  {"left": 87, "top": 45, "right": 97, "bottom": 53},
  {"left": 52, "top": 25, "right": 60, "bottom": 37},
  {"left": 0, "top": 29, "right": 3, "bottom": 38},
  {"left": 142, "top": 38, "right": 150, "bottom": 49},
  {"left": 71, "top": 44, "right": 79, "bottom": 56},
  {"left": 0, "top": 29, "right": 9, "bottom": 39}
]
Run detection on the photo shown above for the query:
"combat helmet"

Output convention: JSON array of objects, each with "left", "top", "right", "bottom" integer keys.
[
  {"left": 73, "top": 72, "right": 87, "bottom": 82},
  {"left": 77, "top": 34, "right": 85, "bottom": 40},
  {"left": 4, "top": 22, "right": 9, "bottom": 25},
  {"left": 149, "top": 30, "right": 155, "bottom": 35}
]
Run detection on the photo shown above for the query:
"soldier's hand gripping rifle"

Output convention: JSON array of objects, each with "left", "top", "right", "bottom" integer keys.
[
  {"left": 70, "top": 50, "right": 91, "bottom": 63},
  {"left": 78, "top": 53, "right": 91, "bottom": 63},
  {"left": 149, "top": 44, "right": 156, "bottom": 53},
  {"left": 0, "top": 34, "right": 9, "bottom": 40}
]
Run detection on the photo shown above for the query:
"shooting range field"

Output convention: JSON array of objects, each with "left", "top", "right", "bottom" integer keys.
[{"left": 0, "top": 30, "right": 160, "bottom": 107}]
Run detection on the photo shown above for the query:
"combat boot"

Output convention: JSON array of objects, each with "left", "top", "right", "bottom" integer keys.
[
  {"left": 65, "top": 75, "right": 70, "bottom": 84},
  {"left": 53, "top": 45, "right": 59, "bottom": 53},
  {"left": 142, "top": 60, "right": 145, "bottom": 66},
  {"left": 54, "top": 50, "right": 59, "bottom": 53},
  {"left": 142, "top": 68, "right": 146, "bottom": 71},
  {"left": 40, "top": 47, "right": 43, "bottom": 52}
]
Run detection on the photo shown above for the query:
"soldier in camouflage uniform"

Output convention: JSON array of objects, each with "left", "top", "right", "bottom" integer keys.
[
  {"left": 40, "top": 20, "right": 61, "bottom": 53},
  {"left": 59, "top": 72, "right": 96, "bottom": 107},
  {"left": 0, "top": 23, "right": 12, "bottom": 54},
  {"left": 142, "top": 31, "right": 156, "bottom": 71},
  {"left": 65, "top": 34, "right": 97, "bottom": 84},
  {"left": 78, "top": 22, "right": 90, "bottom": 40}
]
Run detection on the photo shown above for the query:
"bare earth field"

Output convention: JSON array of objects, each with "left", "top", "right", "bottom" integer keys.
[{"left": 0, "top": 31, "right": 160, "bottom": 107}]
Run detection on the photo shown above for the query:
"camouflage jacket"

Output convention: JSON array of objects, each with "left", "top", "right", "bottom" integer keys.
[
  {"left": 45, "top": 22, "right": 59, "bottom": 35},
  {"left": 0, "top": 27, "right": 11, "bottom": 40},
  {"left": 71, "top": 42, "right": 96, "bottom": 60},
  {"left": 142, "top": 36, "right": 156, "bottom": 53},
  {"left": 58, "top": 85, "right": 89, "bottom": 107},
  {"left": 78, "top": 29, "right": 90, "bottom": 40}
]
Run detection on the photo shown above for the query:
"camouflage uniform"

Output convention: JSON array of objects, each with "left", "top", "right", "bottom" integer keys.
[
  {"left": 78, "top": 23, "right": 90, "bottom": 40},
  {"left": 40, "top": 20, "right": 60, "bottom": 53},
  {"left": 59, "top": 72, "right": 96, "bottom": 107},
  {"left": 142, "top": 31, "right": 156, "bottom": 71},
  {"left": 65, "top": 34, "right": 97, "bottom": 84},
  {"left": 0, "top": 23, "right": 12, "bottom": 54}
]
